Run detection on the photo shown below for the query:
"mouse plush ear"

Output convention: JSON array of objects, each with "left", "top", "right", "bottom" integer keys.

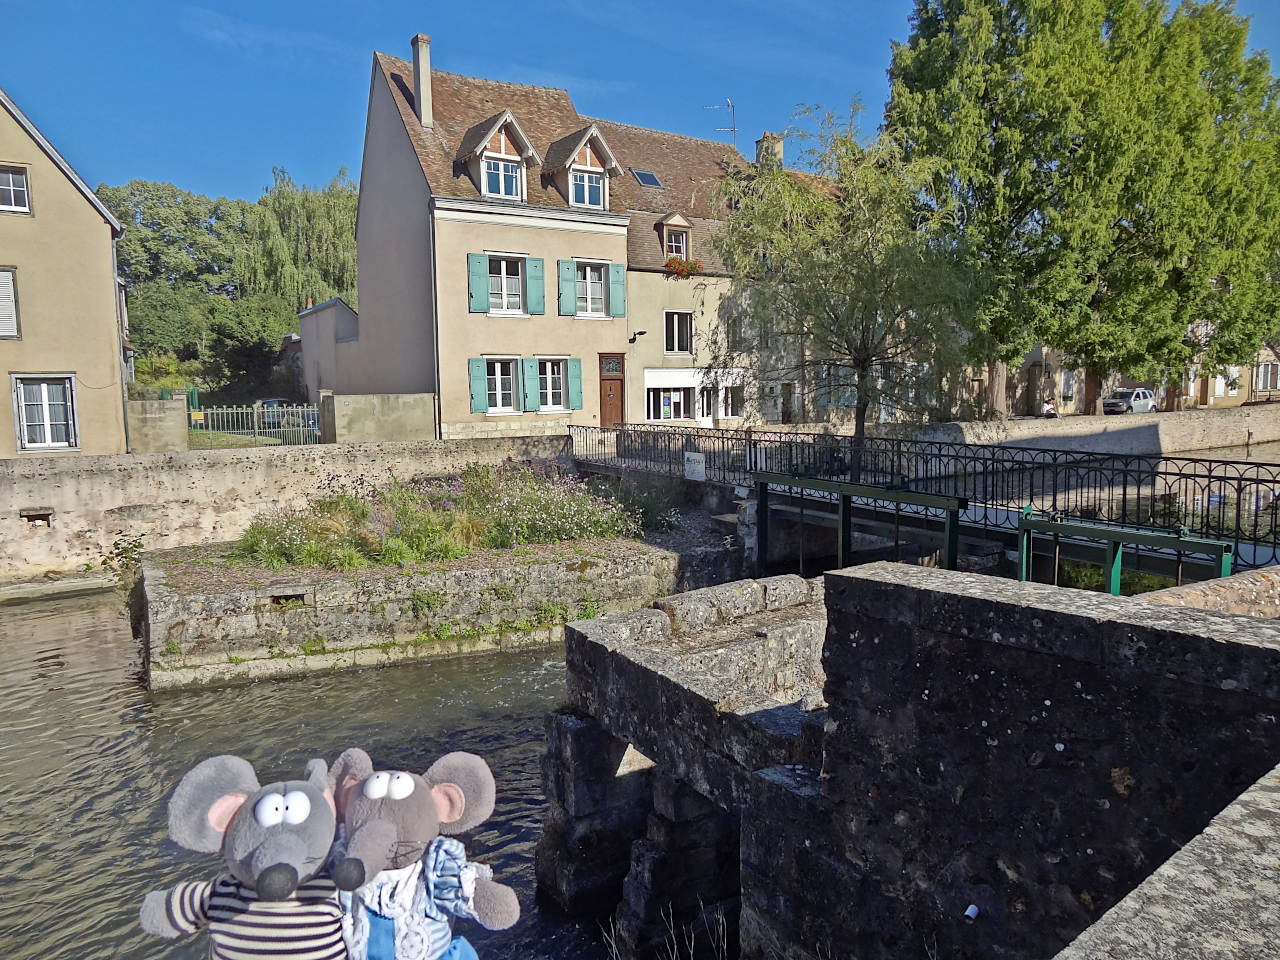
[
  {"left": 329, "top": 748, "right": 373, "bottom": 820},
  {"left": 424, "top": 752, "right": 495, "bottom": 835},
  {"left": 168, "top": 756, "right": 260, "bottom": 853}
]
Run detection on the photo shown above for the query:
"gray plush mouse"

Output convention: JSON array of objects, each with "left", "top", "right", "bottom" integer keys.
[
  {"left": 327, "top": 748, "right": 519, "bottom": 960},
  {"left": 139, "top": 755, "right": 346, "bottom": 960}
]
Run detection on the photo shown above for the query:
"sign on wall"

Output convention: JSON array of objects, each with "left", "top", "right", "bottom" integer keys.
[{"left": 683, "top": 451, "right": 706, "bottom": 481}]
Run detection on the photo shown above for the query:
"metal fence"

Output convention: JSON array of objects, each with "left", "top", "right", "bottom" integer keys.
[
  {"left": 569, "top": 423, "right": 1280, "bottom": 569},
  {"left": 188, "top": 404, "right": 321, "bottom": 449}
]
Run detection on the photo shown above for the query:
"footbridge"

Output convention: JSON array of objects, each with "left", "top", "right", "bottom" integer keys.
[{"left": 570, "top": 424, "right": 1280, "bottom": 578}]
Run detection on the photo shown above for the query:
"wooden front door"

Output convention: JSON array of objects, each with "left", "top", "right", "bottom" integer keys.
[{"left": 599, "top": 354, "right": 625, "bottom": 427}]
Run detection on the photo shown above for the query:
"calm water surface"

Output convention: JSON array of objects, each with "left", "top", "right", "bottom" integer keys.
[{"left": 0, "top": 593, "right": 607, "bottom": 960}]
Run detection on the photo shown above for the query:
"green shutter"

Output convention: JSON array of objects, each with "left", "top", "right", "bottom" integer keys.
[
  {"left": 468, "top": 358, "right": 487, "bottom": 412},
  {"left": 567, "top": 357, "right": 584, "bottom": 410},
  {"left": 526, "top": 258, "right": 545, "bottom": 315},
  {"left": 468, "top": 254, "right": 489, "bottom": 313},
  {"left": 521, "top": 358, "right": 540, "bottom": 411},
  {"left": 558, "top": 260, "right": 575, "bottom": 315},
  {"left": 608, "top": 263, "right": 626, "bottom": 317}
]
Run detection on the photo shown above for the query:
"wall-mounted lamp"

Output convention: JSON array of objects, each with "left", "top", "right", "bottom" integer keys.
[{"left": 629, "top": 330, "right": 648, "bottom": 344}]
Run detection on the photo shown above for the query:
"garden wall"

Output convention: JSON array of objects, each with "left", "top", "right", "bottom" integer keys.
[
  {"left": 141, "top": 540, "right": 740, "bottom": 689},
  {"left": 0, "top": 435, "right": 570, "bottom": 583}
]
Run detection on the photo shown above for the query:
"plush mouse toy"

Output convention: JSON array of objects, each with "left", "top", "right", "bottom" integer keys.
[
  {"left": 328, "top": 748, "right": 519, "bottom": 960},
  {"left": 139, "top": 755, "right": 346, "bottom": 960}
]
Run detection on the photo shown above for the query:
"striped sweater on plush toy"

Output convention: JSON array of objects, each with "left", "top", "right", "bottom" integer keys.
[{"left": 163, "top": 875, "right": 345, "bottom": 960}]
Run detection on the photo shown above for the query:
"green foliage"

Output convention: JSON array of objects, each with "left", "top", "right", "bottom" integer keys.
[
  {"left": 1057, "top": 560, "right": 1175, "bottom": 597},
  {"left": 299, "top": 636, "right": 327, "bottom": 655},
  {"left": 411, "top": 590, "right": 445, "bottom": 618},
  {"left": 711, "top": 108, "right": 975, "bottom": 439},
  {"left": 227, "top": 464, "right": 640, "bottom": 572},
  {"left": 887, "top": 0, "right": 1280, "bottom": 399},
  {"left": 536, "top": 600, "right": 570, "bottom": 625},
  {"left": 492, "top": 585, "right": 516, "bottom": 601},
  {"left": 576, "top": 595, "right": 601, "bottom": 620},
  {"left": 98, "top": 168, "right": 358, "bottom": 401},
  {"left": 606, "top": 479, "right": 683, "bottom": 532}
]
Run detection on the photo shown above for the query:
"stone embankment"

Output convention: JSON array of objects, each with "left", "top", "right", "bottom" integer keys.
[
  {"left": 1, "top": 435, "right": 570, "bottom": 583},
  {"left": 141, "top": 540, "right": 740, "bottom": 689}
]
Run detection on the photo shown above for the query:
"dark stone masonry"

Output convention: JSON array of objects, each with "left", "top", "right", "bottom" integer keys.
[{"left": 539, "top": 562, "right": 1280, "bottom": 959}]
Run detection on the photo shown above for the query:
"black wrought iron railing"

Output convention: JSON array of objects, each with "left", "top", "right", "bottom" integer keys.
[{"left": 569, "top": 423, "right": 1280, "bottom": 569}]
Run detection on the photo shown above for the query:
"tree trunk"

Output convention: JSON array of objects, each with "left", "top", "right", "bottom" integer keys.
[
  {"left": 851, "top": 396, "right": 869, "bottom": 483},
  {"left": 985, "top": 357, "right": 1008, "bottom": 419}
]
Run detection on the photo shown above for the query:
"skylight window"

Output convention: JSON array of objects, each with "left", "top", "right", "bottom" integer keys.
[{"left": 631, "top": 168, "right": 662, "bottom": 188}]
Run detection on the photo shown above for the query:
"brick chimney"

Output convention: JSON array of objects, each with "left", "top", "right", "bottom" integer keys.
[
  {"left": 755, "top": 131, "right": 783, "bottom": 167},
  {"left": 411, "top": 34, "right": 433, "bottom": 128}
]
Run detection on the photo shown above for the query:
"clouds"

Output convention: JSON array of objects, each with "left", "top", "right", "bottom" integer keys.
[{"left": 179, "top": 5, "right": 363, "bottom": 61}]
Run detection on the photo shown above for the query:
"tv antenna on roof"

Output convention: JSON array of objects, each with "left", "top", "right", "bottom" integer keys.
[{"left": 703, "top": 98, "right": 737, "bottom": 149}]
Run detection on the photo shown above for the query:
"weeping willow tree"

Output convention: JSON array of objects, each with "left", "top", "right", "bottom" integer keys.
[
  {"left": 709, "top": 109, "right": 975, "bottom": 442},
  {"left": 237, "top": 168, "right": 359, "bottom": 309}
]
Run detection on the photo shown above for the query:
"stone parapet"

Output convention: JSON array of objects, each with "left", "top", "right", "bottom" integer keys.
[
  {"left": 814, "top": 563, "right": 1280, "bottom": 960},
  {"left": 1143, "top": 565, "right": 1280, "bottom": 619}
]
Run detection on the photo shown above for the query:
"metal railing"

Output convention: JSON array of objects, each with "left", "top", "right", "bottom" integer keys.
[
  {"left": 188, "top": 404, "right": 320, "bottom": 449},
  {"left": 569, "top": 423, "right": 1280, "bottom": 569}
]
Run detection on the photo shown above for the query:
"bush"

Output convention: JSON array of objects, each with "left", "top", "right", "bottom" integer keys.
[{"left": 228, "top": 462, "right": 640, "bottom": 571}]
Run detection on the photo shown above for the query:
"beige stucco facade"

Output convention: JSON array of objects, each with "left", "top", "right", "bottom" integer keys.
[{"left": 0, "top": 91, "right": 126, "bottom": 457}]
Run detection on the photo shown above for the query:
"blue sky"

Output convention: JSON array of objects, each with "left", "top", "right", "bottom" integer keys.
[{"left": 4, "top": 0, "right": 1279, "bottom": 201}]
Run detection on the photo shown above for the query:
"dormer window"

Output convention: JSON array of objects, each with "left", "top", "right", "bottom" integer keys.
[
  {"left": 484, "top": 156, "right": 523, "bottom": 200},
  {"left": 458, "top": 110, "right": 540, "bottom": 204},
  {"left": 659, "top": 213, "right": 693, "bottom": 261},
  {"left": 545, "top": 125, "right": 621, "bottom": 212},
  {"left": 666, "top": 229, "right": 689, "bottom": 258}
]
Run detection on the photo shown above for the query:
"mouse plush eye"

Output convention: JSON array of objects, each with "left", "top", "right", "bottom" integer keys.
[
  {"left": 254, "top": 793, "right": 285, "bottom": 828},
  {"left": 282, "top": 790, "right": 312, "bottom": 824},
  {"left": 363, "top": 771, "right": 390, "bottom": 799},
  {"left": 388, "top": 772, "right": 415, "bottom": 800}
]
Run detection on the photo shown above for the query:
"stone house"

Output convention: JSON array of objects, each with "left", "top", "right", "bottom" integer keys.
[
  {"left": 306, "top": 34, "right": 754, "bottom": 438},
  {"left": 0, "top": 86, "right": 129, "bottom": 457}
]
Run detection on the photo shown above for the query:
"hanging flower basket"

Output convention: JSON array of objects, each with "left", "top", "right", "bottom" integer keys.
[{"left": 664, "top": 256, "right": 704, "bottom": 278}]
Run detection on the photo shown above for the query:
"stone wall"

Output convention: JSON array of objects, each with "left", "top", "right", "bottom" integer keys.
[
  {"left": 143, "top": 540, "right": 739, "bottom": 689},
  {"left": 1143, "top": 565, "right": 1280, "bottom": 618},
  {"left": 126, "top": 398, "right": 188, "bottom": 453},
  {"left": 920, "top": 403, "right": 1280, "bottom": 454},
  {"left": 802, "top": 563, "right": 1280, "bottom": 960},
  {"left": 0, "top": 435, "right": 570, "bottom": 582},
  {"left": 319, "top": 392, "right": 437, "bottom": 444},
  {"left": 539, "top": 575, "right": 826, "bottom": 957},
  {"left": 1052, "top": 760, "right": 1280, "bottom": 960}
]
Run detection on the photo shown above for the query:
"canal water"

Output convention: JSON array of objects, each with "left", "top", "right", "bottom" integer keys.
[{"left": 0, "top": 593, "right": 608, "bottom": 960}]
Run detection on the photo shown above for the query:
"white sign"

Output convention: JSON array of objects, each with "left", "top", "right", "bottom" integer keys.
[{"left": 683, "top": 451, "right": 706, "bottom": 481}]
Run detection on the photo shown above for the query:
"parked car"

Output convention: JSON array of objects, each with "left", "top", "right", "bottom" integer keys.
[
  {"left": 255, "top": 397, "right": 291, "bottom": 429},
  {"left": 1102, "top": 388, "right": 1158, "bottom": 414}
]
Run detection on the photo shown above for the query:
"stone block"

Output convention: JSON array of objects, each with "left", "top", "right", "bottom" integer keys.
[
  {"left": 651, "top": 773, "right": 718, "bottom": 822},
  {"left": 656, "top": 579, "right": 766, "bottom": 632},
  {"left": 760, "top": 574, "right": 809, "bottom": 610}
]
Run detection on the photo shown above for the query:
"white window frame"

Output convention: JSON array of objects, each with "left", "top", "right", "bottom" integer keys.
[
  {"left": 664, "top": 310, "right": 693, "bottom": 355},
  {"left": 646, "top": 386, "right": 694, "bottom": 421},
  {"left": 0, "top": 166, "right": 30, "bottom": 213},
  {"left": 665, "top": 229, "right": 689, "bottom": 259},
  {"left": 569, "top": 163, "right": 607, "bottom": 210},
  {"left": 481, "top": 152, "right": 525, "bottom": 201},
  {"left": 1258, "top": 363, "right": 1280, "bottom": 392},
  {"left": 536, "top": 355, "right": 569, "bottom": 412},
  {"left": 575, "top": 259, "right": 608, "bottom": 318},
  {"left": 483, "top": 356, "right": 519, "bottom": 415},
  {"left": 12, "top": 374, "right": 78, "bottom": 451},
  {"left": 486, "top": 254, "right": 526, "bottom": 315}
]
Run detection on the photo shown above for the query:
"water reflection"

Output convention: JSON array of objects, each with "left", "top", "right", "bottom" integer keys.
[{"left": 0, "top": 594, "right": 605, "bottom": 960}]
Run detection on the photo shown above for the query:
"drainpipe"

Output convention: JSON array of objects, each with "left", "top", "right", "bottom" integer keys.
[
  {"left": 111, "top": 237, "right": 132, "bottom": 453},
  {"left": 428, "top": 197, "right": 442, "bottom": 440}
]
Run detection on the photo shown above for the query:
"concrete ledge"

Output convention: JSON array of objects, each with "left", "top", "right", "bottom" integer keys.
[
  {"left": 0, "top": 575, "right": 115, "bottom": 606},
  {"left": 1144, "top": 566, "right": 1280, "bottom": 619},
  {"left": 1053, "top": 761, "right": 1280, "bottom": 960}
]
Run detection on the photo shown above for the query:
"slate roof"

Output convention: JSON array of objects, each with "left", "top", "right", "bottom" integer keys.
[{"left": 372, "top": 52, "right": 741, "bottom": 271}]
